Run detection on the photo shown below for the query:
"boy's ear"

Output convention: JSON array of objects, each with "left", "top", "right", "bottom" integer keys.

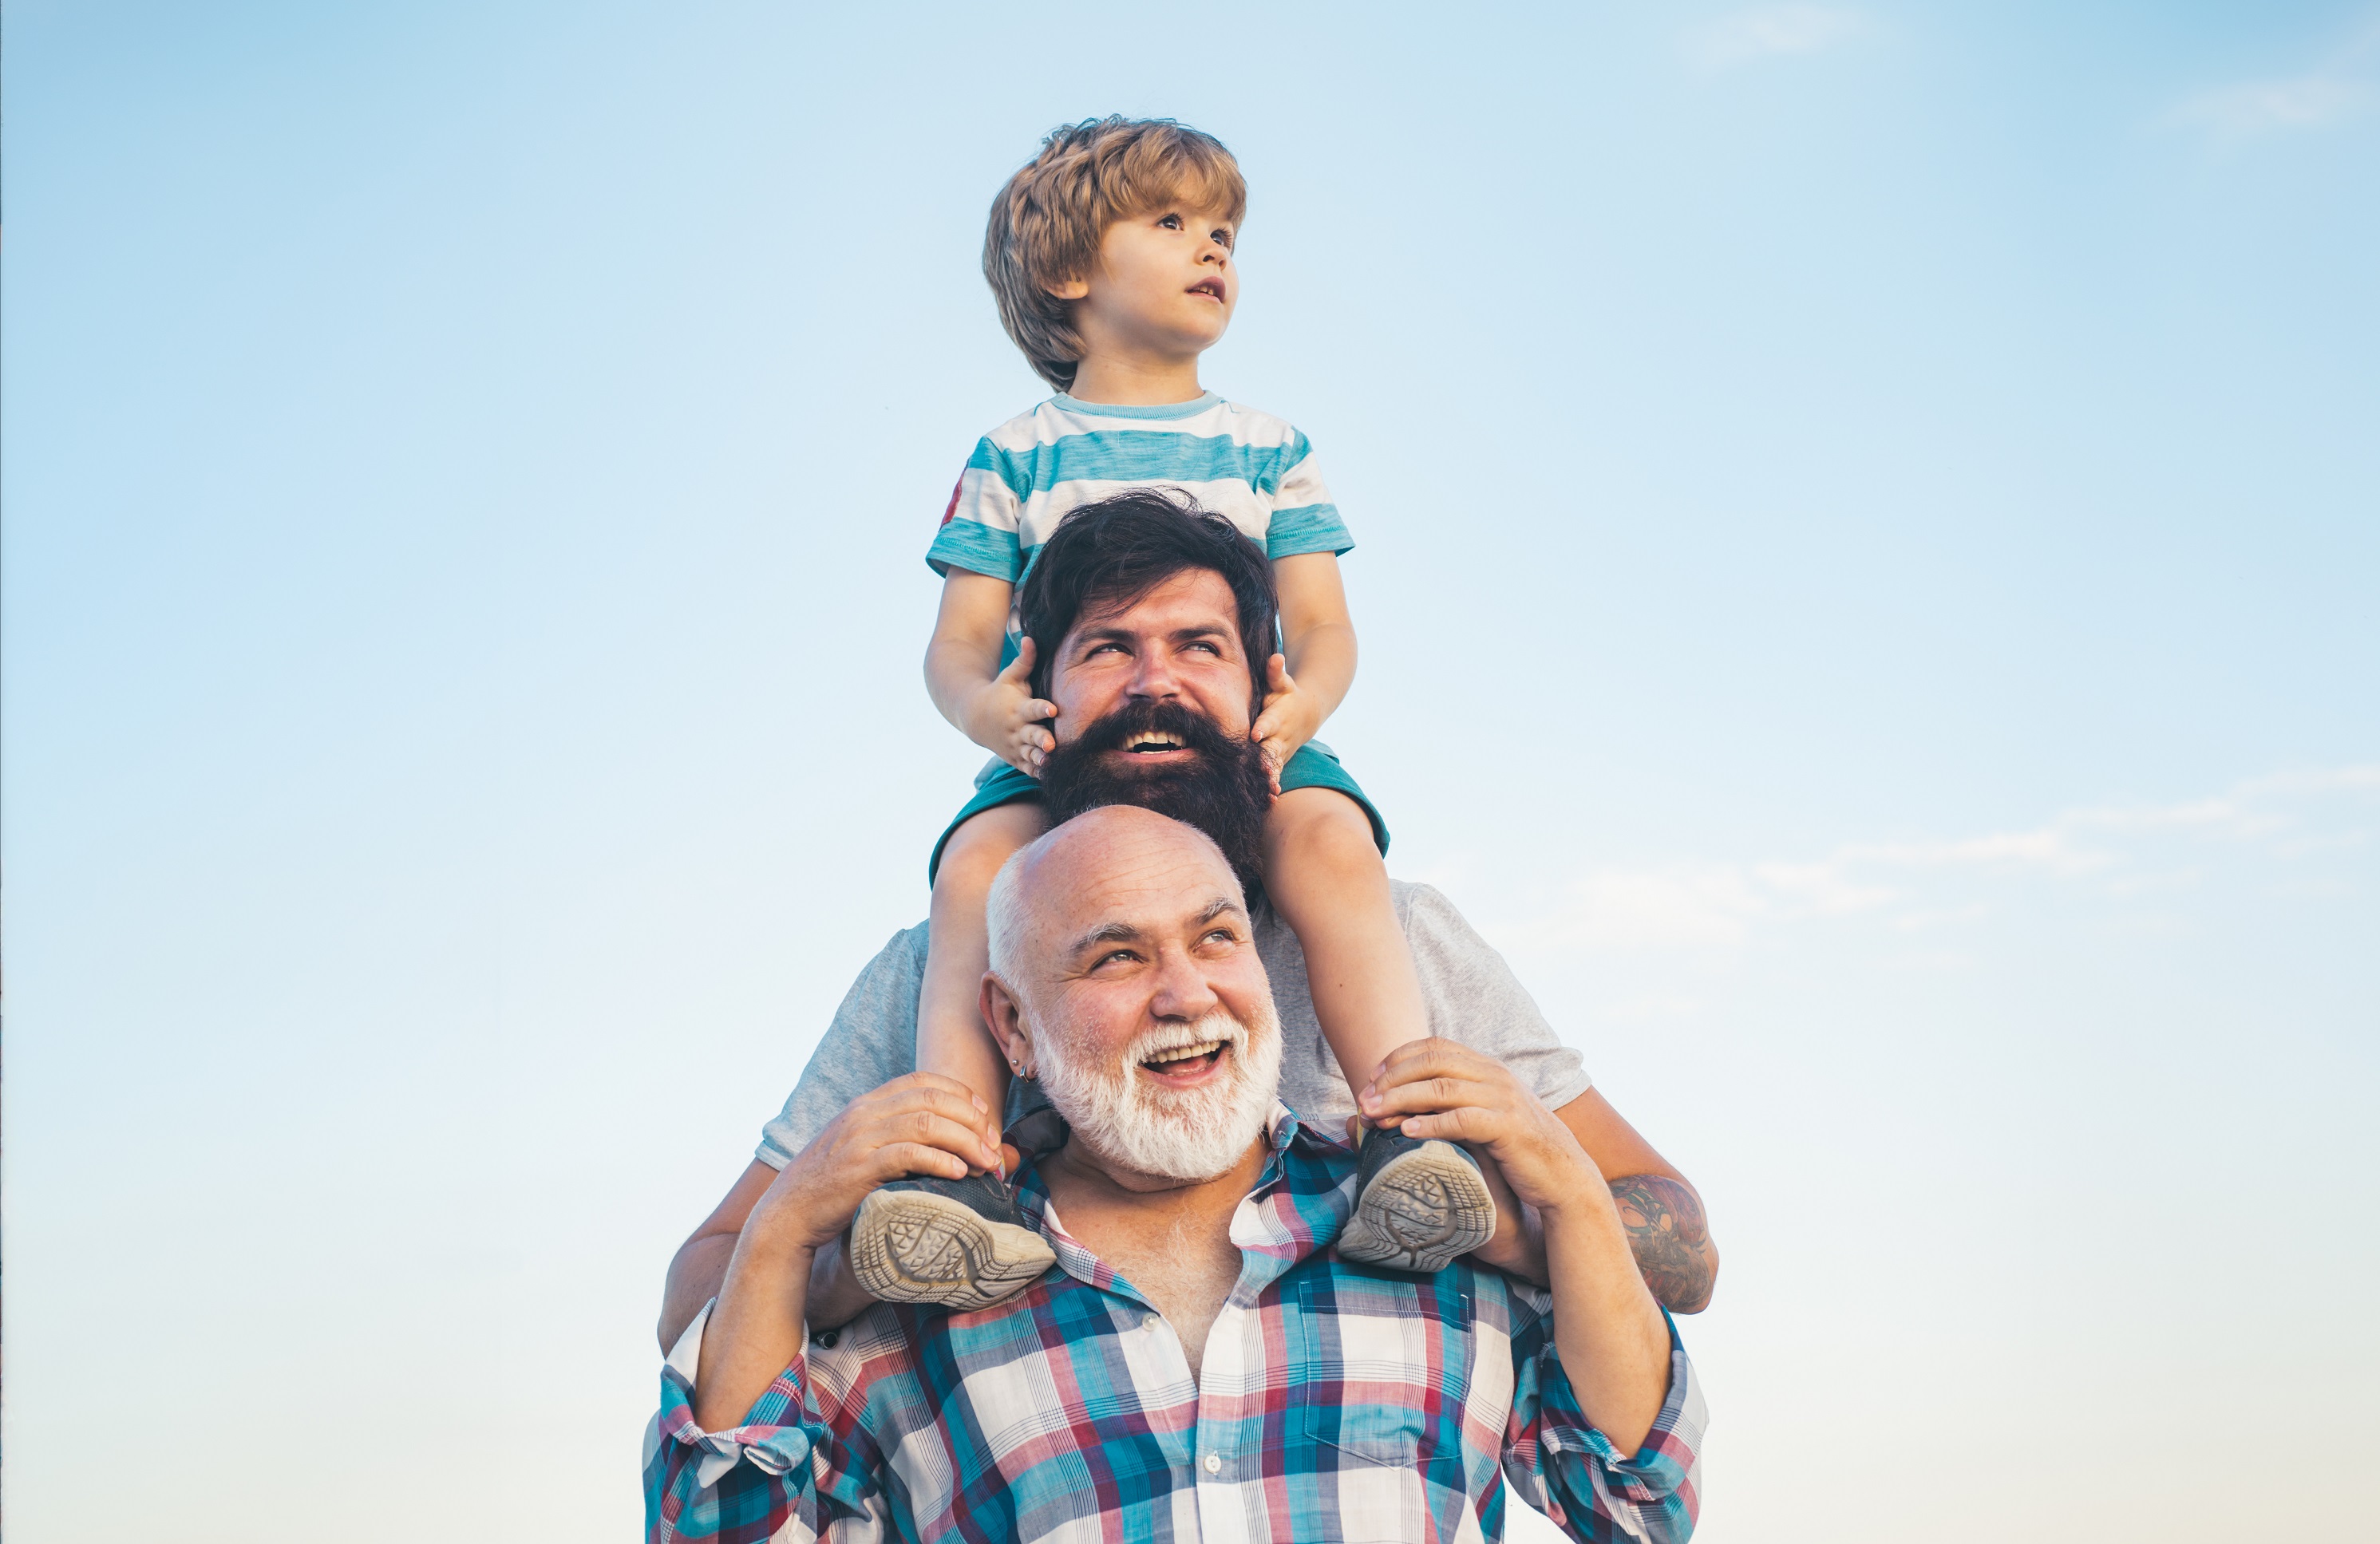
[{"left": 1042, "top": 272, "right": 1090, "bottom": 302}]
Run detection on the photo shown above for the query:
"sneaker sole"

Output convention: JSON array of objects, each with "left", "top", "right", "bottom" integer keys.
[
  {"left": 1338, "top": 1142, "right": 1498, "bottom": 1274},
  {"left": 848, "top": 1190, "right": 1057, "bottom": 1312}
]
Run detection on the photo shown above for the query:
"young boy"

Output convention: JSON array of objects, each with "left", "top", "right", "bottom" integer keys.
[{"left": 846, "top": 116, "right": 1500, "bottom": 1309}]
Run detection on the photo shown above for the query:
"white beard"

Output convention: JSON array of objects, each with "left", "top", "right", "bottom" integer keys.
[{"left": 1037, "top": 1001, "right": 1283, "bottom": 1183}]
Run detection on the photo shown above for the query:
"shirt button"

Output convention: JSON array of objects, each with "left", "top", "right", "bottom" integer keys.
[
  {"left": 1203, "top": 1454, "right": 1223, "bottom": 1475},
  {"left": 1143, "top": 1313, "right": 1160, "bottom": 1331}
]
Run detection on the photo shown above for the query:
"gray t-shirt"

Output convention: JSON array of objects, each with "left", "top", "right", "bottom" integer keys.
[{"left": 757, "top": 881, "right": 1591, "bottom": 1167}]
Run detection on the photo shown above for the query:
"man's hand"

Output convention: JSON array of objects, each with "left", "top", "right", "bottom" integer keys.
[
  {"left": 1361, "top": 1039, "right": 1674, "bottom": 1454},
  {"left": 754, "top": 1074, "right": 1003, "bottom": 1256},
  {"left": 1251, "top": 653, "right": 1324, "bottom": 788},
  {"left": 1357, "top": 1039, "right": 1600, "bottom": 1218},
  {"left": 963, "top": 638, "right": 1058, "bottom": 774},
  {"left": 692, "top": 1074, "right": 1000, "bottom": 1430}
]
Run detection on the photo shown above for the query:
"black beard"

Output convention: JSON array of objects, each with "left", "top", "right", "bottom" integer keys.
[{"left": 1038, "top": 699, "right": 1275, "bottom": 901}]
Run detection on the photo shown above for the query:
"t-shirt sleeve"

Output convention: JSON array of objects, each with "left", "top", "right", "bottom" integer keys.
[
  {"left": 756, "top": 926, "right": 929, "bottom": 1169},
  {"left": 1264, "top": 429, "right": 1354, "bottom": 560},
  {"left": 1398, "top": 883, "right": 1593, "bottom": 1111},
  {"left": 925, "top": 438, "right": 1025, "bottom": 581}
]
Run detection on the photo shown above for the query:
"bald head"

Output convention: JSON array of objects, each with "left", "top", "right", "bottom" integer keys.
[
  {"left": 977, "top": 804, "right": 1279, "bottom": 1186},
  {"left": 986, "top": 806, "right": 1243, "bottom": 993}
]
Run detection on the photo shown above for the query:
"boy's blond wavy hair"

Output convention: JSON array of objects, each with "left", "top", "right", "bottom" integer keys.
[{"left": 984, "top": 116, "right": 1247, "bottom": 393}]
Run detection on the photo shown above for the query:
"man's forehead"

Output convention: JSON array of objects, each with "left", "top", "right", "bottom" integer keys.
[
  {"left": 1071, "top": 567, "right": 1240, "bottom": 638},
  {"left": 1026, "top": 815, "right": 1243, "bottom": 947}
]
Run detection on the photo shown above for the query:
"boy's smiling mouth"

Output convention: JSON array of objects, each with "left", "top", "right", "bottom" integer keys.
[{"left": 1186, "top": 278, "right": 1226, "bottom": 302}]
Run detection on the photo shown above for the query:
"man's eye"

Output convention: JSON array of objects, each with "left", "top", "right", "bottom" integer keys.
[
  {"left": 1100, "top": 950, "right": 1138, "bottom": 967},
  {"left": 1202, "top": 929, "right": 1238, "bottom": 947}
]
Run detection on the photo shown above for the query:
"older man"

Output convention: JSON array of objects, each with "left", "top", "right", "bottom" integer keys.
[
  {"left": 660, "top": 493, "right": 1719, "bottom": 1344},
  {"left": 647, "top": 808, "right": 1704, "bottom": 1542}
]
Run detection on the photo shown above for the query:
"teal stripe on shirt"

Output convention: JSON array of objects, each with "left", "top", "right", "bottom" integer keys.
[
  {"left": 926, "top": 517, "right": 1022, "bottom": 580},
  {"left": 1265, "top": 503, "right": 1354, "bottom": 559},
  {"left": 971, "top": 431, "right": 1311, "bottom": 500}
]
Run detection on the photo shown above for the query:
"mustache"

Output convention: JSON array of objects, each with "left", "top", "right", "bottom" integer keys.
[
  {"left": 1038, "top": 699, "right": 1275, "bottom": 901},
  {"left": 1062, "top": 697, "right": 1243, "bottom": 760}
]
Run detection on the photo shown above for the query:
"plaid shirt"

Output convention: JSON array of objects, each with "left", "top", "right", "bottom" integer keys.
[{"left": 646, "top": 1106, "right": 1704, "bottom": 1543}]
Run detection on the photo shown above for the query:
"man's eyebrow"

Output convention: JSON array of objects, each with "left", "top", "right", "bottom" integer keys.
[
  {"left": 1067, "top": 919, "right": 1146, "bottom": 954},
  {"left": 1196, "top": 897, "right": 1247, "bottom": 926}
]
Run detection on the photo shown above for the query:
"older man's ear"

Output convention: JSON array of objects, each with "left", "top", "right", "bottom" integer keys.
[{"left": 978, "top": 973, "right": 1037, "bottom": 1080}]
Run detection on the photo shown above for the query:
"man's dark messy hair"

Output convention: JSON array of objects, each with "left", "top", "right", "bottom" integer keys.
[{"left": 1015, "top": 488, "right": 1278, "bottom": 712}]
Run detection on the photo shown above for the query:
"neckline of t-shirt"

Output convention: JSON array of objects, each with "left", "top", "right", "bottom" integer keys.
[{"left": 1050, "top": 390, "right": 1223, "bottom": 421}]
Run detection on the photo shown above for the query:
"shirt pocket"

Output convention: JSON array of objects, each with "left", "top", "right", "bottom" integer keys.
[{"left": 1292, "top": 1272, "right": 1474, "bottom": 1465}]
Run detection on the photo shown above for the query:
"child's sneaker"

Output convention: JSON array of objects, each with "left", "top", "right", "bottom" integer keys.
[
  {"left": 1337, "top": 1125, "right": 1498, "bottom": 1274},
  {"left": 847, "top": 1171, "right": 1056, "bottom": 1312}
]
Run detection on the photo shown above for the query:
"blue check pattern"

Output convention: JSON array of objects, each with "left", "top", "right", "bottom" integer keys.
[{"left": 646, "top": 1107, "right": 1703, "bottom": 1542}]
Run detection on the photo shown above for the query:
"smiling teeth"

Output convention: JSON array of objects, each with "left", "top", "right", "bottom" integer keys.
[
  {"left": 1145, "top": 1039, "right": 1225, "bottom": 1066},
  {"left": 1125, "top": 732, "right": 1181, "bottom": 748}
]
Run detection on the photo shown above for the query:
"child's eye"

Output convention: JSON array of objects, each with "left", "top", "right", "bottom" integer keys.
[
  {"left": 1157, "top": 213, "right": 1183, "bottom": 230},
  {"left": 1212, "top": 228, "right": 1235, "bottom": 249}
]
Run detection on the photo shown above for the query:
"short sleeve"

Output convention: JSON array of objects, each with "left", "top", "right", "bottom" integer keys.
[
  {"left": 926, "top": 440, "right": 1024, "bottom": 581},
  {"left": 1265, "top": 430, "right": 1354, "bottom": 560},
  {"left": 1397, "top": 883, "right": 1593, "bottom": 1111},
  {"left": 757, "top": 926, "right": 930, "bottom": 1169}
]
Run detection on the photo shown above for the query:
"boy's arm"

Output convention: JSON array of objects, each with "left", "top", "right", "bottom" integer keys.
[
  {"left": 923, "top": 571, "right": 1056, "bottom": 770},
  {"left": 1255, "top": 551, "right": 1358, "bottom": 773}
]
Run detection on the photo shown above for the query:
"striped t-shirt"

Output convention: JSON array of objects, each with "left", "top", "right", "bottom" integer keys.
[{"left": 927, "top": 393, "right": 1354, "bottom": 594}]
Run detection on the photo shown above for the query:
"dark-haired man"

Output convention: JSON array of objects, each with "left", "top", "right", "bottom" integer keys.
[{"left": 659, "top": 492, "right": 1719, "bottom": 1346}]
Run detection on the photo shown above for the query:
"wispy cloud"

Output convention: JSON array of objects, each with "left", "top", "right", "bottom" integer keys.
[
  {"left": 1686, "top": 5, "right": 1862, "bottom": 72},
  {"left": 1515, "top": 766, "right": 2380, "bottom": 954},
  {"left": 2169, "top": 16, "right": 2380, "bottom": 140},
  {"left": 2173, "top": 76, "right": 2371, "bottom": 139}
]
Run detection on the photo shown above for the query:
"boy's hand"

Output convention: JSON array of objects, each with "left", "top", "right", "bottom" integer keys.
[
  {"left": 965, "top": 638, "right": 1058, "bottom": 774},
  {"left": 1251, "top": 654, "right": 1324, "bottom": 789}
]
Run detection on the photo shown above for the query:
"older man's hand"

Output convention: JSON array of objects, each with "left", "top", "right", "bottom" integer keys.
[
  {"left": 1357, "top": 1040, "right": 1603, "bottom": 1222},
  {"left": 749, "top": 1073, "right": 1005, "bottom": 1258}
]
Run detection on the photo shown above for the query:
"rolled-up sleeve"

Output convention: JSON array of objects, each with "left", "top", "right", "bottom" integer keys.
[
  {"left": 644, "top": 1307, "right": 833, "bottom": 1543},
  {"left": 1504, "top": 1309, "right": 1706, "bottom": 1543}
]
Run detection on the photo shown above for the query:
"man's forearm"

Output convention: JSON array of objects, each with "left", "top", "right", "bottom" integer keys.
[
  {"left": 1541, "top": 1191, "right": 1675, "bottom": 1456},
  {"left": 1608, "top": 1175, "right": 1716, "bottom": 1315},
  {"left": 662, "top": 1230, "right": 873, "bottom": 1352},
  {"left": 692, "top": 1233, "right": 816, "bottom": 1433}
]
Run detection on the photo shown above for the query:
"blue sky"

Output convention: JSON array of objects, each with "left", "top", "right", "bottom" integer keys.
[{"left": 6, "top": 3, "right": 2375, "bottom": 1538}]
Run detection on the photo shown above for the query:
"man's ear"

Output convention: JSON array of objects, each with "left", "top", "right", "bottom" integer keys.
[{"left": 979, "top": 973, "right": 1036, "bottom": 1079}]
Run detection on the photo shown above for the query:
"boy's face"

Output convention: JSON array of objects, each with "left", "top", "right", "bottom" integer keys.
[{"left": 1050, "top": 199, "right": 1239, "bottom": 361}]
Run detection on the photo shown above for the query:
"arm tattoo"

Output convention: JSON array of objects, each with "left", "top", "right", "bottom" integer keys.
[{"left": 1607, "top": 1174, "right": 1714, "bottom": 1314}]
